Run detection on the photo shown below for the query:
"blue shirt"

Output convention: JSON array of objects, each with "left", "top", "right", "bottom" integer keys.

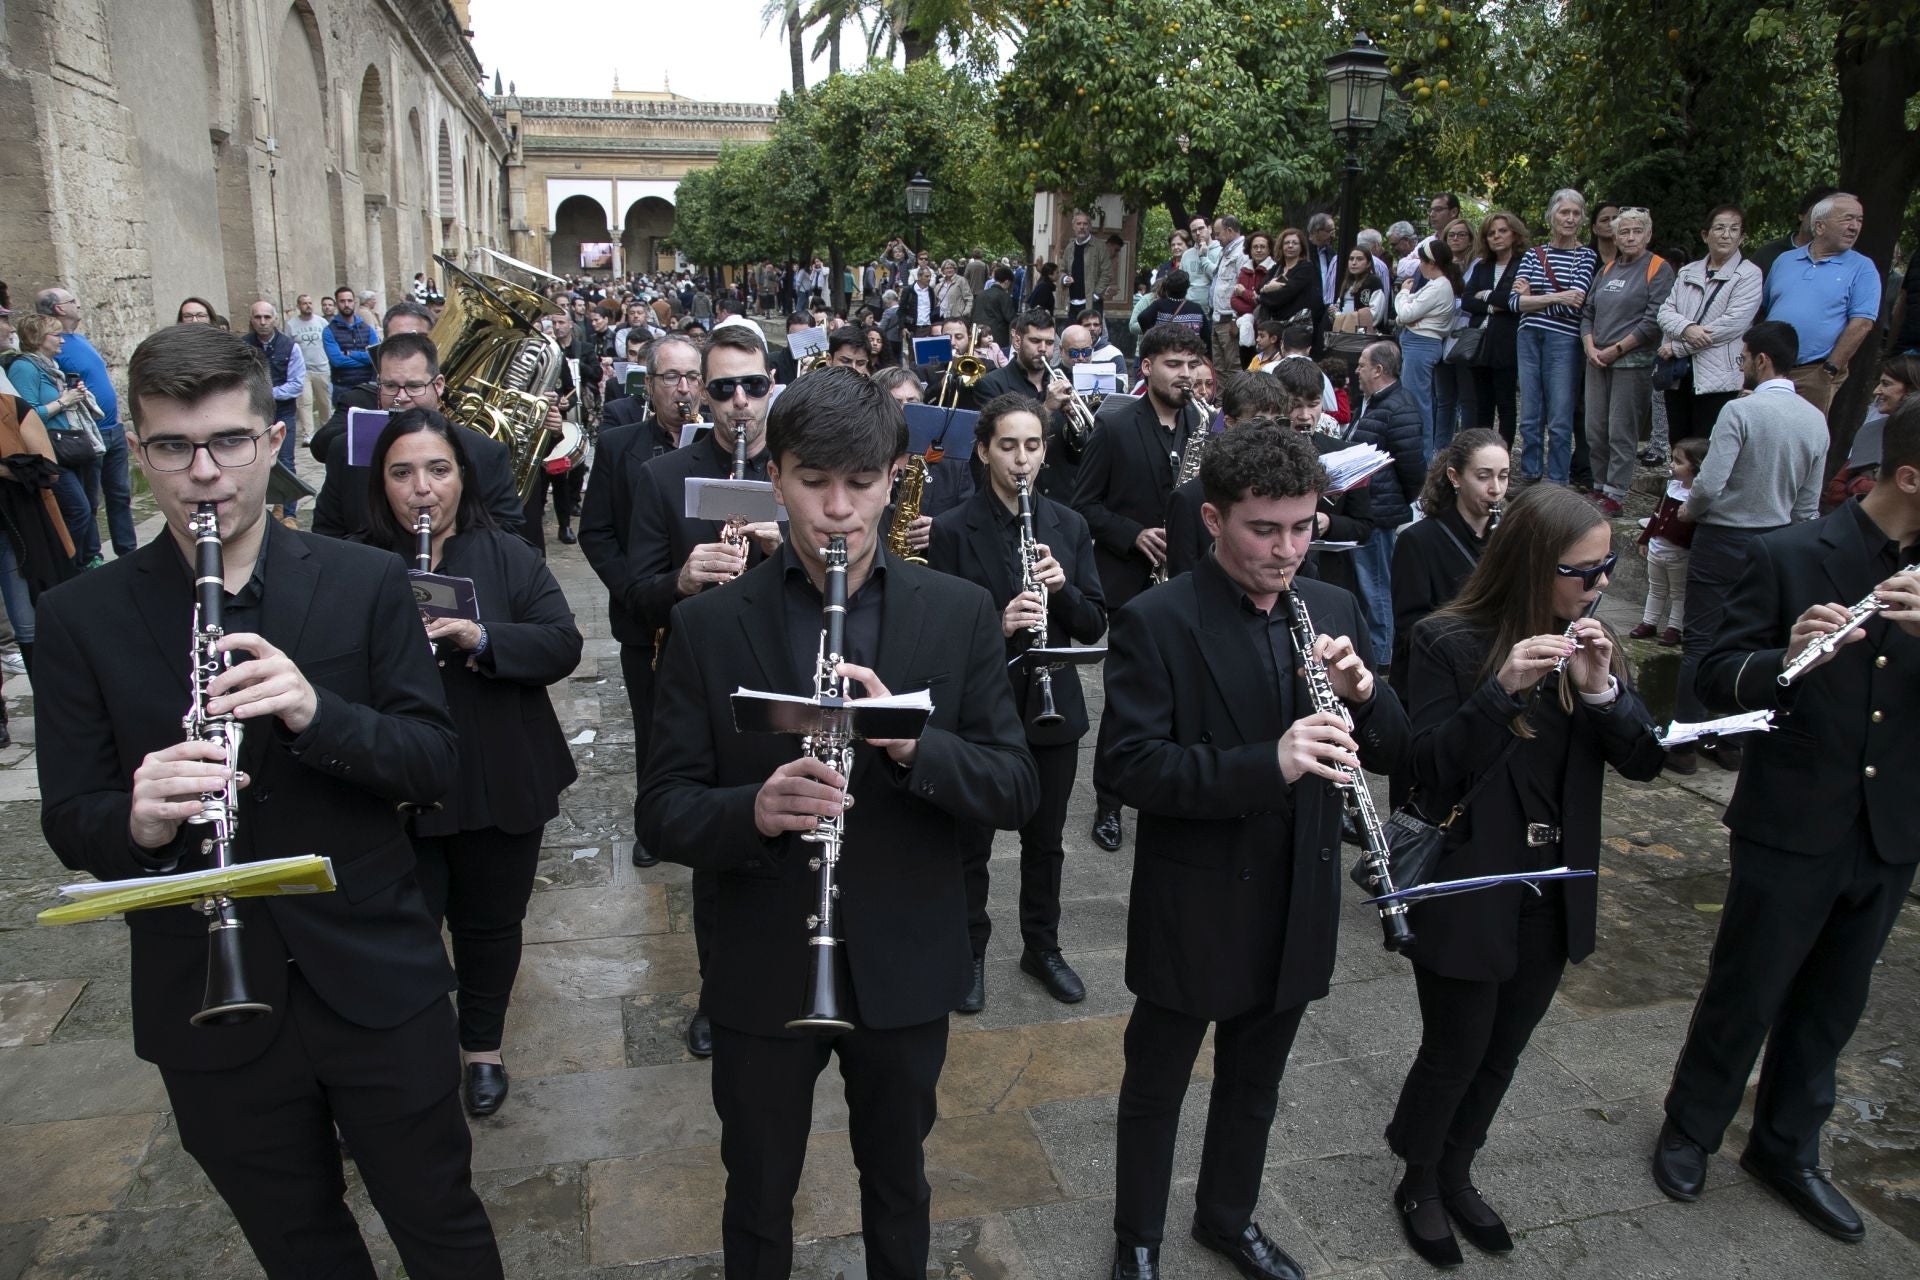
[
  {"left": 53, "top": 331, "right": 119, "bottom": 429},
  {"left": 1764, "top": 246, "right": 1881, "bottom": 365}
]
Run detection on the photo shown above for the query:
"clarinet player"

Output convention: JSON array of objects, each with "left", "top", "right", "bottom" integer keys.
[
  {"left": 637, "top": 368, "right": 1038, "bottom": 1279},
  {"left": 929, "top": 392, "right": 1107, "bottom": 1012},
  {"left": 34, "top": 325, "right": 501, "bottom": 1277},
  {"left": 1384, "top": 483, "right": 1663, "bottom": 1267},
  {"left": 1098, "top": 427, "right": 1408, "bottom": 1280}
]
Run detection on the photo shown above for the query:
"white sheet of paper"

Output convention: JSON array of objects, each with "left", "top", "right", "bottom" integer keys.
[
  {"left": 1657, "top": 710, "right": 1775, "bottom": 746},
  {"left": 789, "top": 326, "right": 828, "bottom": 359},
  {"left": 733, "top": 686, "right": 933, "bottom": 711},
  {"left": 1309, "top": 541, "right": 1360, "bottom": 552},
  {"left": 685, "top": 477, "right": 783, "bottom": 523},
  {"left": 1072, "top": 365, "right": 1117, "bottom": 394},
  {"left": 1318, "top": 442, "right": 1393, "bottom": 494},
  {"left": 57, "top": 854, "right": 331, "bottom": 901}
]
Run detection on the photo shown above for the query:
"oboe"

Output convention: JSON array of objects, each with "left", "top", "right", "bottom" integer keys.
[
  {"left": 1777, "top": 564, "right": 1917, "bottom": 686},
  {"left": 722, "top": 422, "right": 750, "bottom": 570},
  {"left": 790, "top": 534, "right": 856, "bottom": 1032},
  {"left": 1285, "top": 587, "right": 1414, "bottom": 952},
  {"left": 413, "top": 508, "right": 433, "bottom": 572},
  {"left": 183, "top": 503, "right": 271, "bottom": 1025},
  {"left": 1016, "top": 475, "right": 1064, "bottom": 728}
]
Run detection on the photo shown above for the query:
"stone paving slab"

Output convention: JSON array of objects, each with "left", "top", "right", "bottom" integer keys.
[{"left": 0, "top": 980, "right": 84, "bottom": 1047}]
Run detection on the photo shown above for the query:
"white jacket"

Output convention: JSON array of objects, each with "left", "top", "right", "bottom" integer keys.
[{"left": 1657, "top": 253, "right": 1764, "bottom": 394}]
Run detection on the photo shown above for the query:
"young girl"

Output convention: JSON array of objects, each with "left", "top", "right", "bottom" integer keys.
[
  {"left": 1384, "top": 482, "right": 1665, "bottom": 1267},
  {"left": 1632, "top": 437, "right": 1708, "bottom": 645}
]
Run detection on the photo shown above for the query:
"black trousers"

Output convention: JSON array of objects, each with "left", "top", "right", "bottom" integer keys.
[
  {"left": 1665, "top": 829, "right": 1915, "bottom": 1168},
  {"left": 710, "top": 1015, "right": 948, "bottom": 1279},
  {"left": 1114, "top": 995, "right": 1307, "bottom": 1247},
  {"left": 960, "top": 739, "right": 1078, "bottom": 956},
  {"left": 520, "top": 462, "right": 588, "bottom": 553},
  {"left": 1467, "top": 362, "right": 1519, "bottom": 446},
  {"left": 160, "top": 969, "right": 501, "bottom": 1280},
  {"left": 1663, "top": 386, "right": 1737, "bottom": 442},
  {"left": 1386, "top": 886, "right": 1568, "bottom": 1167},
  {"left": 414, "top": 826, "right": 544, "bottom": 1052},
  {"left": 1675, "top": 523, "right": 1779, "bottom": 723}
]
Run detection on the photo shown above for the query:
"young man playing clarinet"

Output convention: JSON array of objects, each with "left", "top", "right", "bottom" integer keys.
[
  {"left": 637, "top": 367, "right": 1039, "bottom": 1279},
  {"left": 35, "top": 324, "right": 501, "bottom": 1278},
  {"left": 1654, "top": 399, "right": 1920, "bottom": 1244},
  {"left": 1099, "top": 427, "right": 1409, "bottom": 1280},
  {"left": 929, "top": 391, "right": 1107, "bottom": 1012}
]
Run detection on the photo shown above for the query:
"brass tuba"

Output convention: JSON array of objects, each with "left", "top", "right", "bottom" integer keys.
[{"left": 429, "top": 254, "right": 564, "bottom": 502}]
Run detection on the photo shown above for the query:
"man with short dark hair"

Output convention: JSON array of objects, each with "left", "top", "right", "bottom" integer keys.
[
  {"left": 638, "top": 367, "right": 1038, "bottom": 1280},
  {"left": 322, "top": 286, "right": 378, "bottom": 391},
  {"left": 1099, "top": 423, "right": 1407, "bottom": 1280},
  {"left": 1428, "top": 192, "right": 1461, "bottom": 235},
  {"left": 826, "top": 325, "right": 872, "bottom": 375}
]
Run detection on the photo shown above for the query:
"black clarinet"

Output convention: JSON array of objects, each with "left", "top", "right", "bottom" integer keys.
[
  {"left": 413, "top": 508, "right": 432, "bottom": 572},
  {"left": 790, "top": 535, "right": 856, "bottom": 1032},
  {"left": 1016, "top": 475, "right": 1064, "bottom": 728},
  {"left": 184, "top": 503, "right": 271, "bottom": 1025}
]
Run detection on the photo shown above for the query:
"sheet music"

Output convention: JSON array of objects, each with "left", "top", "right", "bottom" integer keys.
[
  {"left": 733, "top": 687, "right": 933, "bottom": 711},
  {"left": 1657, "top": 710, "right": 1774, "bottom": 746},
  {"left": 1318, "top": 442, "right": 1392, "bottom": 494},
  {"left": 1366, "top": 866, "right": 1594, "bottom": 905}
]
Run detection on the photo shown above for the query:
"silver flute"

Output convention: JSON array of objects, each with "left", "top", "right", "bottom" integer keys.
[
  {"left": 1778, "top": 564, "right": 1918, "bottom": 686},
  {"left": 1554, "top": 593, "right": 1605, "bottom": 678}
]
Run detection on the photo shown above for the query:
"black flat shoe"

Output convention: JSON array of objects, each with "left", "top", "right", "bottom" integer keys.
[
  {"left": 463, "top": 1061, "right": 509, "bottom": 1117},
  {"left": 1739, "top": 1151, "right": 1865, "bottom": 1243},
  {"left": 1190, "top": 1219, "right": 1304, "bottom": 1280},
  {"left": 631, "top": 842, "right": 660, "bottom": 868},
  {"left": 1092, "top": 808, "right": 1122, "bottom": 851},
  {"left": 1020, "top": 948, "right": 1086, "bottom": 1003},
  {"left": 685, "top": 1009, "right": 713, "bottom": 1059},
  {"left": 1110, "top": 1242, "right": 1158, "bottom": 1280},
  {"left": 958, "top": 957, "right": 986, "bottom": 1014},
  {"left": 1441, "top": 1185, "right": 1513, "bottom": 1253},
  {"left": 557, "top": 525, "right": 578, "bottom": 544},
  {"left": 1652, "top": 1118, "right": 1709, "bottom": 1201},
  {"left": 1395, "top": 1192, "right": 1463, "bottom": 1269}
]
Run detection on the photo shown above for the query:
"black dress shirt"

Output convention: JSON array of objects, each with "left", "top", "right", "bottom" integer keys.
[
  {"left": 1847, "top": 497, "right": 1919, "bottom": 578},
  {"left": 780, "top": 542, "right": 887, "bottom": 689},
  {"left": 1233, "top": 575, "right": 1296, "bottom": 730}
]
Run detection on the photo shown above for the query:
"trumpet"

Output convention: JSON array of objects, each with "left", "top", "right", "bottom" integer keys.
[
  {"left": 1017, "top": 475, "right": 1064, "bottom": 728},
  {"left": 790, "top": 535, "right": 856, "bottom": 1033},
  {"left": 1777, "top": 564, "right": 1917, "bottom": 686},
  {"left": 413, "top": 509, "right": 433, "bottom": 572},
  {"left": 1047, "top": 359, "right": 1099, "bottom": 459},
  {"left": 184, "top": 503, "right": 272, "bottom": 1026},
  {"left": 938, "top": 326, "right": 990, "bottom": 409}
]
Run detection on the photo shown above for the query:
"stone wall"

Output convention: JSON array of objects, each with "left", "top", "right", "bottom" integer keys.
[{"left": 0, "top": 0, "right": 510, "bottom": 380}]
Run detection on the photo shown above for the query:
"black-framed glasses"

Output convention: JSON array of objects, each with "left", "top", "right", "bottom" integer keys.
[
  {"left": 706, "top": 375, "right": 771, "bottom": 400},
  {"left": 1554, "top": 552, "right": 1618, "bottom": 589},
  {"left": 376, "top": 379, "right": 437, "bottom": 398},
  {"left": 136, "top": 431, "right": 267, "bottom": 473}
]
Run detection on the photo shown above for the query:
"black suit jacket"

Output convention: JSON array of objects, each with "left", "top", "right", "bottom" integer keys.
[
  {"left": 1097, "top": 558, "right": 1408, "bottom": 1018},
  {"left": 1071, "top": 394, "right": 1194, "bottom": 609},
  {"left": 1404, "top": 618, "right": 1665, "bottom": 982},
  {"left": 637, "top": 551, "right": 1040, "bottom": 1035},
  {"left": 928, "top": 487, "right": 1107, "bottom": 745},
  {"left": 307, "top": 383, "right": 376, "bottom": 464},
  {"left": 622, "top": 435, "right": 773, "bottom": 638},
  {"left": 578, "top": 418, "right": 677, "bottom": 647},
  {"left": 1699, "top": 503, "right": 1919, "bottom": 861},
  {"left": 313, "top": 427, "right": 524, "bottom": 539},
  {"left": 1164, "top": 437, "right": 1373, "bottom": 587},
  {"left": 35, "top": 527, "right": 459, "bottom": 1071},
  {"left": 975, "top": 283, "right": 1018, "bottom": 349}
]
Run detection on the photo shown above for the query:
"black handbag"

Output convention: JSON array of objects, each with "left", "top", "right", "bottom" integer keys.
[
  {"left": 1442, "top": 320, "right": 1485, "bottom": 366},
  {"left": 1651, "top": 276, "right": 1727, "bottom": 393},
  {"left": 1349, "top": 733, "right": 1522, "bottom": 895},
  {"left": 47, "top": 428, "right": 95, "bottom": 468}
]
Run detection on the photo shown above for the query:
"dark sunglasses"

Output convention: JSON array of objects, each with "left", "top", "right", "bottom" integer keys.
[
  {"left": 705, "top": 375, "right": 771, "bottom": 400},
  {"left": 1554, "top": 552, "right": 1618, "bottom": 589},
  {"left": 1064, "top": 347, "right": 1093, "bottom": 359}
]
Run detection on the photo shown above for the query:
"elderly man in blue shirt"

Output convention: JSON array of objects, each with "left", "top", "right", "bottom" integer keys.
[{"left": 1762, "top": 192, "right": 1880, "bottom": 419}]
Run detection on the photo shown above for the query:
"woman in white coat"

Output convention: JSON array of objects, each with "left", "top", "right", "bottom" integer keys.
[{"left": 1656, "top": 204, "right": 1764, "bottom": 439}]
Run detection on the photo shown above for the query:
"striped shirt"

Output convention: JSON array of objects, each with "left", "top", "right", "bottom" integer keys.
[{"left": 1511, "top": 244, "right": 1599, "bottom": 338}]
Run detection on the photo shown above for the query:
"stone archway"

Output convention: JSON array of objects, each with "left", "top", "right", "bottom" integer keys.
[
  {"left": 621, "top": 196, "right": 674, "bottom": 277},
  {"left": 356, "top": 66, "right": 391, "bottom": 299},
  {"left": 273, "top": 1, "right": 333, "bottom": 301},
  {"left": 552, "top": 194, "right": 612, "bottom": 276}
]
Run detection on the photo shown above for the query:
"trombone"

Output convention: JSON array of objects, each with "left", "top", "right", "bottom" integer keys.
[{"left": 937, "top": 325, "right": 990, "bottom": 409}]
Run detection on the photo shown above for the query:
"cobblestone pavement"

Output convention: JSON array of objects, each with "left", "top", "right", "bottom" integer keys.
[{"left": 0, "top": 447, "right": 1915, "bottom": 1279}]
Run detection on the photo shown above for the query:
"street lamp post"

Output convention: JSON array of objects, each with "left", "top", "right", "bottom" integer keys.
[
  {"left": 905, "top": 169, "right": 933, "bottom": 256},
  {"left": 1323, "top": 33, "right": 1391, "bottom": 272}
]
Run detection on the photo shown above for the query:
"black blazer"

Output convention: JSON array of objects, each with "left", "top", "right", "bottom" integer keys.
[
  {"left": 1460, "top": 255, "right": 1524, "bottom": 369},
  {"left": 622, "top": 434, "right": 773, "bottom": 637},
  {"left": 1071, "top": 394, "right": 1193, "bottom": 608},
  {"left": 35, "top": 527, "right": 459, "bottom": 1071},
  {"left": 1097, "top": 558, "right": 1409, "bottom": 1019},
  {"left": 636, "top": 551, "right": 1040, "bottom": 1035},
  {"left": 600, "top": 392, "right": 679, "bottom": 451},
  {"left": 1698, "top": 503, "right": 1919, "bottom": 862},
  {"left": 357, "top": 528, "right": 582, "bottom": 836},
  {"left": 313, "top": 427, "right": 524, "bottom": 539},
  {"left": 1258, "top": 258, "right": 1323, "bottom": 331},
  {"left": 1163, "top": 436, "right": 1372, "bottom": 588},
  {"left": 579, "top": 419, "right": 680, "bottom": 647},
  {"left": 1389, "top": 507, "right": 1486, "bottom": 689},
  {"left": 927, "top": 486, "right": 1107, "bottom": 745},
  {"left": 307, "top": 382, "right": 376, "bottom": 464},
  {"left": 919, "top": 449, "right": 981, "bottom": 521},
  {"left": 1404, "top": 617, "right": 1665, "bottom": 982}
]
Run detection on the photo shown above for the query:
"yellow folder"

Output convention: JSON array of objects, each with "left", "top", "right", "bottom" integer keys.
[{"left": 37, "top": 855, "right": 337, "bottom": 926}]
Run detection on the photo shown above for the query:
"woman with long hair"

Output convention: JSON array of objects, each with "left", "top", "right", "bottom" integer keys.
[
  {"left": 1460, "top": 211, "right": 1529, "bottom": 444},
  {"left": 1333, "top": 247, "right": 1386, "bottom": 333},
  {"left": 1396, "top": 237, "right": 1467, "bottom": 458},
  {"left": 1256, "top": 226, "right": 1321, "bottom": 335},
  {"left": 358, "top": 408, "right": 582, "bottom": 1118},
  {"left": 1384, "top": 482, "right": 1664, "bottom": 1266}
]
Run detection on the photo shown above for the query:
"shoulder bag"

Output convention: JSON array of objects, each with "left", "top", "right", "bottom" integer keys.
[
  {"left": 1350, "top": 731, "right": 1522, "bottom": 896},
  {"left": 1652, "top": 272, "right": 1727, "bottom": 393}
]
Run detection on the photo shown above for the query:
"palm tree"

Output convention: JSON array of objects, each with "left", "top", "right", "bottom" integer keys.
[{"left": 759, "top": 1, "right": 808, "bottom": 94}]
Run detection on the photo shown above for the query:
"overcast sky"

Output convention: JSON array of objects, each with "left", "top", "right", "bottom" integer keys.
[{"left": 469, "top": 0, "right": 852, "bottom": 105}]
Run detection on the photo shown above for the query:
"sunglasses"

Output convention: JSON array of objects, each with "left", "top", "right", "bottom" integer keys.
[
  {"left": 1064, "top": 347, "right": 1093, "bottom": 359},
  {"left": 1554, "top": 552, "right": 1618, "bottom": 589},
  {"left": 705, "top": 375, "right": 771, "bottom": 400}
]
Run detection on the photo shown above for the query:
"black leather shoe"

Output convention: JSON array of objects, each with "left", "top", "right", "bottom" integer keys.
[
  {"left": 1739, "top": 1151, "right": 1865, "bottom": 1243},
  {"left": 1092, "top": 808, "right": 1123, "bottom": 851},
  {"left": 463, "top": 1061, "right": 509, "bottom": 1117},
  {"left": 631, "top": 842, "right": 660, "bottom": 867},
  {"left": 685, "top": 1009, "right": 713, "bottom": 1059},
  {"left": 1441, "top": 1185, "right": 1513, "bottom": 1253},
  {"left": 1191, "top": 1219, "right": 1306, "bottom": 1280},
  {"left": 557, "top": 525, "right": 578, "bottom": 545},
  {"left": 1698, "top": 736, "right": 1744, "bottom": 772},
  {"left": 1394, "top": 1193, "right": 1463, "bottom": 1269},
  {"left": 1110, "top": 1242, "right": 1158, "bottom": 1280},
  {"left": 1020, "top": 948, "right": 1086, "bottom": 1003},
  {"left": 958, "top": 957, "right": 986, "bottom": 1014},
  {"left": 1652, "top": 1118, "right": 1709, "bottom": 1202}
]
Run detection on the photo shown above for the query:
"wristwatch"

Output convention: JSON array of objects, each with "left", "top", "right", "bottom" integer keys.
[{"left": 1821, "top": 360, "right": 1840, "bottom": 377}]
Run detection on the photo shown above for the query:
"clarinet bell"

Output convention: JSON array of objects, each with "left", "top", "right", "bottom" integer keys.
[
  {"left": 191, "top": 905, "right": 272, "bottom": 1027},
  {"left": 786, "top": 939, "right": 854, "bottom": 1033},
  {"left": 1032, "top": 672, "right": 1065, "bottom": 729},
  {"left": 1380, "top": 906, "right": 1416, "bottom": 955}
]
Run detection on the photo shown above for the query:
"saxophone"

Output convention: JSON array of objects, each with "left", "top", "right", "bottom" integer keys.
[
  {"left": 885, "top": 452, "right": 930, "bottom": 565},
  {"left": 1285, "top": 586, "right": 1415, "bottom": 953},
  {"left": 1017, "top": 475, "right": 1064, "bottom": 728},
  {"left": 790, "top": 535, "right": 857, "bottom": 1032},
  {"left": 184, "top": 503, "right": 273, "bottom": 1025}
]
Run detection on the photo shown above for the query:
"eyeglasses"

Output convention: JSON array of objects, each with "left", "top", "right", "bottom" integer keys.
[
  {"left": 377, "top": 379, "right": 437, "bottom": 398},
  {"left": 706, "top": 375, "right": 771, "bottom": 400},
  {"left": 136, "top": 431, "right": 267, "bottom": 472},
  {"left": 1554, "top": 552, "right": 1618, "bottom": 589},
  {"left": 655, "top": 371, "right": 702, "bottom": 387}
]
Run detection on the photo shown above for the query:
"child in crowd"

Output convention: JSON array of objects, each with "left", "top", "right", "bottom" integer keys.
[
  {"left": 1631, "top": 436, "right": 1708, "bottom": 645},
  {"left": 1318, "top": 355, "right": 1352, "bottom": 428}
]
